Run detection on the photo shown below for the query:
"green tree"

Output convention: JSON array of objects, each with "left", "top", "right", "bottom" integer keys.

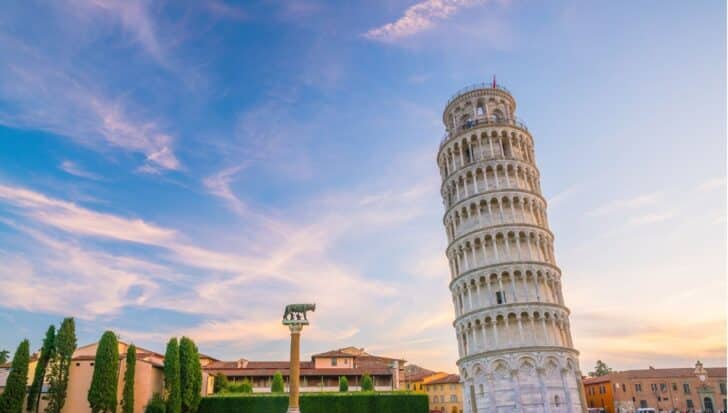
[
  {"left": 179, "top": 337, "right": 201, "bottom": 413},
  {"left": 239, "top": 379, "right": 252, "bottom": 393},
  {"left": 27, "top": 325, "right": 55, "bottom": 412},
  {"left": 46, "top": 317, "right": 77, "bottom": 413},
  {"left": 271, "top": 371, "right": 285, "bottom": 393},
  {"left": 121, "top": 344, "right": 136, "bottom": 413},
  {"left": 589, "top": 360, "right": 613, "bottom": 377},
  {"left": 0, "top": 339, "right": 30, "bottom": 413},
  {"left": 163, "top": 338, "right": 181, "bottom": 413},
  {"left": 360, "top": 373, "right": 373, "bottom": 391},
  {"left": 0, "top": 349, "right": 9, "bottom": 364},
  {"left": 87, "top": 331, "right": 120, "bottom": 413},
  {"left": 213, "top": 374, "right": 228, "bottom": 393},
  {"left": 338, "top": 376, "right": 349, "bottom": 392},
  {"left": 144, "top": 393, "right": 166, "bottom": 413}
]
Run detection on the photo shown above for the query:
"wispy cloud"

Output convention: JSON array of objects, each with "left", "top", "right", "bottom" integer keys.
[
  {"left": 629, "top": 210, "right": 676, "bottom": 225},
  {"left": 0, "top": 37, "right": 181, "bottom": 172},
  {"left": 363, "top": 0, "right": 486, "bottom": 42},
  {"left": 586, "top": 192, "right": 661, "bottom": 216},
  {"left": 59, "top": 160, "right": 102, "bottom": 180}
]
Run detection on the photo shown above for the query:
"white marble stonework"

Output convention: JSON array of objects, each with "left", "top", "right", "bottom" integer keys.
[{"left": 437, "top": 84, "right": 587, "bottom": 413}]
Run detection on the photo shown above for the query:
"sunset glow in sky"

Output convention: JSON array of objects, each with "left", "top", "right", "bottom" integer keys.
[{"left": 0, "top": 0, "right": 725, "bottom": 372}]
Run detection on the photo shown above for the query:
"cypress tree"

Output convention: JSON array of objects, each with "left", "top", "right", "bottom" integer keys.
[
  {"left": 213, "top": 374, "right": 228, "bottom": 393},
  {"left": 271, "top": 371, "right": 284, "bottom": 393},
  {"left": 360, "top": 373, "right": 373, "bottom": 391},
  {"left": 0, "top": 349, "right": 9, "bottom": 364},
  {"left": 121, "top": 344, "right": 136, "bottom": 413},
  {"left": 0, "top": 339, "right": 30, "bottom": 413},
  {"left": 27, "top": 325, "right": 55, "bottom": 412},
  {"left": 179, "top": 337, "right": 201, "bottom": 413},
  {"left": 338, "top": 376, "right": 349, "bottom": 392},
  {"left": 163, "top": 338, "right": 181, "bottom": 413},
  {"left": 87, "top": 331, "right": 120, "bottom": 413},
  {"left": 46, "top": 317, "right": 76, "bottom": 413}
]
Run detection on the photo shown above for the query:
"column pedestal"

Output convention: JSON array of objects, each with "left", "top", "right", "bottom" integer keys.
[{"left": 285, "top": 322, "right": 306, "bottom": 413}]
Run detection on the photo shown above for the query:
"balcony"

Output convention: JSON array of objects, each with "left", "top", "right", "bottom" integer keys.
[
  {"left": 446, "top": 82, "right": 513, "bottom": 107},
  {"left": 439, "top": 116, "right": 529, "bottom": 149}
]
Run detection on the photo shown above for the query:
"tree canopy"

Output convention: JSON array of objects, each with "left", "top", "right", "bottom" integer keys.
[
  {"left": 0, "top": 339, "right": 31, "bottom": 413},
  {"left": 121, "top": 344, "right": 136, "bottom": 413},
  {"left": 28, "top": 325, "right": 55, "bottom": 413},
  {"left": 87, "top": 331, "right": 120, "bottom": 413},
  {"left": 179, "top": 337, "right": 201, "bottom": 413},
  {"left": 164, "top": 338, "right": 181, "bottom": 413},
  {"left": 46, "top": 317, "right": 77, "bottom": 413},
  {"left": 339, "top": 376, "right": 349, "bottom": 392},
  {"left": 589, "top": 360, "right": 613, "bottom": 377}
]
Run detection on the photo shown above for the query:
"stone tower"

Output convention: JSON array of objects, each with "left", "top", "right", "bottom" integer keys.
[{"left": 437, "top": 82, "right": 587, "bottom": 413}]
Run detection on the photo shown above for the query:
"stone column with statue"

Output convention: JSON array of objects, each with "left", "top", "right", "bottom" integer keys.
[{"left": 282, "top": 303, "right": 316, "bottom": 413}]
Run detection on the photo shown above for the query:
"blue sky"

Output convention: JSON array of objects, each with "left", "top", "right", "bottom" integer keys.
[{"left": 0, "top": 0, "right": 724, "bottom": 372}]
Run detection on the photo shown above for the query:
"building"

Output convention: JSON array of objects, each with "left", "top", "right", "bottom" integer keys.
[
  {"left": 424, "top": 374, "right": 464, "bottom": 413},
  {"left": 404, "top": 364, "right": 443, "bottom": 392},
  {"left": 436, "top": 81, "right": 587, "bottom": 413},
  {"left": 583, "top": 362, "right": 727, "bottom": 413},
  {"left": 0, "top": 340, "right": 188, "bottom": 413},
  {"left": 203, "top": 346, "right": 405, "bottom": 392}
]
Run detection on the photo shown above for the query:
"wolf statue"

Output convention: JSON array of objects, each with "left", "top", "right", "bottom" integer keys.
[{"left": 283, "top": 303, "right": 316, "bottom": 321}]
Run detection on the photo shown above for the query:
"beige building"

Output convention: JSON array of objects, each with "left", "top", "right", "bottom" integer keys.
[
  {"left": 583, "top": 362, "right": 727, "bottom": 413},
  {"left": 203, "top": 346, "right": 405, "bottom": 393},
  {"left": 424, "top": 374, "right": 463, "bottom": 413},
  {"left": 0, "top": 340, "right": 214, "bottom": 413}
]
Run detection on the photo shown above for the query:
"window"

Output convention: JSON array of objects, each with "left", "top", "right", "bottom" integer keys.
[
  {"left": 622, "top": 384, "right": 627, "bottom": 392},
  {"left": 672, "top": 383, "right": 678, "bottom": 391},
  {"left": 331, "top": 358, "right": 337, "bottom": 366},
  {"left": 640, "top": 400, "right": 648, "bottom": 409},
  {"left": 660, "top": 383, "right": 667, "bottom": 392},
  {"left": 651, "top": 384, "right": 658, "bottom": 392},
  {"left": 479, "top": 384, "right": 484, "bottom": 394},
  {"left": 635, "top": 383, "right": 642, "bottom": 392},
  {"left": 684, "top": 383, "right": 691, "bottom": 394},
  {"left": 554, "top": 395, "right": 561, "bottom": 407},
  {"left": 495, "top": 291, "right": 506, "bottom": 304},
  {"left": 687, "top": 399, "right": 694, "bottom": 409},
  {"left": 720, "top": 382, "right": 726, "bottom": 395},
  {"left": 600, "top": 385, "right": 606, "bottom": 394},
  {"left": 450, "top": 394, "right": 458, "bottom": 402}
]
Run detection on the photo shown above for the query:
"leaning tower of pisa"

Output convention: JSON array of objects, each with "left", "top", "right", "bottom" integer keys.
[{"left": 437, "top": 82, "right": 587, "bottom": 413}]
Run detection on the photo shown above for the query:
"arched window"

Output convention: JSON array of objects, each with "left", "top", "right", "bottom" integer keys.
[{"left": 554, "top": 395, "right": 561, "bottom": 407}]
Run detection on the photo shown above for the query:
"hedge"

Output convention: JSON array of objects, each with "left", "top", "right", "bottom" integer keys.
[{"left": 198, "top": 392, "right": 428, "bottom": 413}]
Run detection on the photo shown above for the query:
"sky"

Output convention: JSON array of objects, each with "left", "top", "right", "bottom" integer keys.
[{"left": 0, "top": 0, "right": 725, "bottom": 373}]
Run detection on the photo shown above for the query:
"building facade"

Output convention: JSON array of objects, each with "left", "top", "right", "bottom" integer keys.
[
  {"left": 583, "top": 363, "right": 727, "bottom": 413},
  {"left": 204, "top": 346, "right": 404, "bottom": 393},
  {"left": 437, "top": 82, "right": 587, "bottom": 413},
  {"left": 425, "top": 374, "right": 464, "bottom": 413}
]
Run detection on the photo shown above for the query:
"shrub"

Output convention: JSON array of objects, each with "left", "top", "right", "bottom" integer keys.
[
  {"left": 360, "top": 374, "right": 373, "bottom": 391},
  {"left": 197, "top": 392, "right": 428, "bottom": 413},
  {"left": 339, "top": 376, "right": 348, "bottom": 392},
  {"left": 145, "top": 394, "right": 166, "bottom": 413},
  {"left": 271, "top": 372, "right": 284, "bottom": 393},
  {"left": 213, "top": 374, "right": 229, "bottom": 394},
  {"left": 222, "top": 379, "right": 253, "bottom": 394}
]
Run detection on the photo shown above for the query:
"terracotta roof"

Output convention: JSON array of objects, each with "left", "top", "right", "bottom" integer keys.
[
  {"left": 312, "top": 350, "right": 355, "bottom": 358},
  {"left": 584, "top": 367, "right": 726, "bottom": 383},
  {"left": 204, "top": 367, "right": 393, "bottom": 377},
  {"left": 404, "top": 365, "right": 436, "bottom": 381},
  {"left": 583, "top": 376, "right": 612, "bottom": 385},
  {"left": 426, "top": 374, "right": 461, "bottom": 385}
]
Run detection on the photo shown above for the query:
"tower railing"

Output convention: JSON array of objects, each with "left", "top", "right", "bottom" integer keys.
[
  {"left": 439, "top": 116, "right": 529, "bottom": 149},
  {"left": 446, "top": 83, "right": 512, "bottom": 107}
]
